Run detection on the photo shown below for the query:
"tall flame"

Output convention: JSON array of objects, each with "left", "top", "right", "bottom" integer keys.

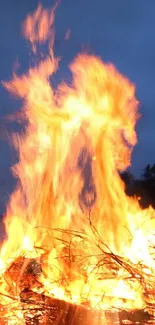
[{"left": 1, "top": 3, "right": 155, "bottom": 322}]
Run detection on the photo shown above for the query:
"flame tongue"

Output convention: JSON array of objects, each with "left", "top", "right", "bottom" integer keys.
[{"left": 1, "top": 3, "right": 155, "bottom": 322}]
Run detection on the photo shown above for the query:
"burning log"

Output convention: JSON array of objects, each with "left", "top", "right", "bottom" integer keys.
[
  {"left": 19, "top": 292, "right": 154, "bottom": 325},
  {"left": 17, "top": 290, "right": 155, "bottom": 324}
]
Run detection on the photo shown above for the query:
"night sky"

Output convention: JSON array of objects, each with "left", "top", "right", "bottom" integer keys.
[{"left": 0, "top": 0, "right": 155, "bottom": 215}]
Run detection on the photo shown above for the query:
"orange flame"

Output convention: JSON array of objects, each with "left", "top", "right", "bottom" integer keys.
[
  {"left": 1, "top": 3, "right": 155, "bottom": 323},
  {"left": 22, "top": 2, "right": 58, "bottom": 56}
]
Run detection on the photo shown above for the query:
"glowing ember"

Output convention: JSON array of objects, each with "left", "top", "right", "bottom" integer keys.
[{"left": 0, "top": 2, "right": 155, "bottom": 324}]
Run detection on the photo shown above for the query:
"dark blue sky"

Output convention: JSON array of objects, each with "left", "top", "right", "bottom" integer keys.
[{"left": 0, "top": 0, "right": 155, "bottom": 214}]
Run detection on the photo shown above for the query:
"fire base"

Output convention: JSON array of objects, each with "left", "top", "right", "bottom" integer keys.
[{"left": 18, "top": 291, "right": 155, "bottom": 325}]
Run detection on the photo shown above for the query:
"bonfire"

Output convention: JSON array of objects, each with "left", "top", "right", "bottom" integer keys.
[{"left": 0, "top": 3, "right": 155, "bottom": 325}]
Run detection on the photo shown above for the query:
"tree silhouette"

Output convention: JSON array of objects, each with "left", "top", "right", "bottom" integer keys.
[
  {"left": 121, "top": 170, "right": 134, "bottom": 186},
  {"left": 141, "top": 164, "right": 151, "bottom": 180}
]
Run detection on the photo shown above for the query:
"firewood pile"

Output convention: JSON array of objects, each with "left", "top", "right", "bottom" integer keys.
[{"left": 0, "top": 249, "right": 155, "bottom": 325}]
